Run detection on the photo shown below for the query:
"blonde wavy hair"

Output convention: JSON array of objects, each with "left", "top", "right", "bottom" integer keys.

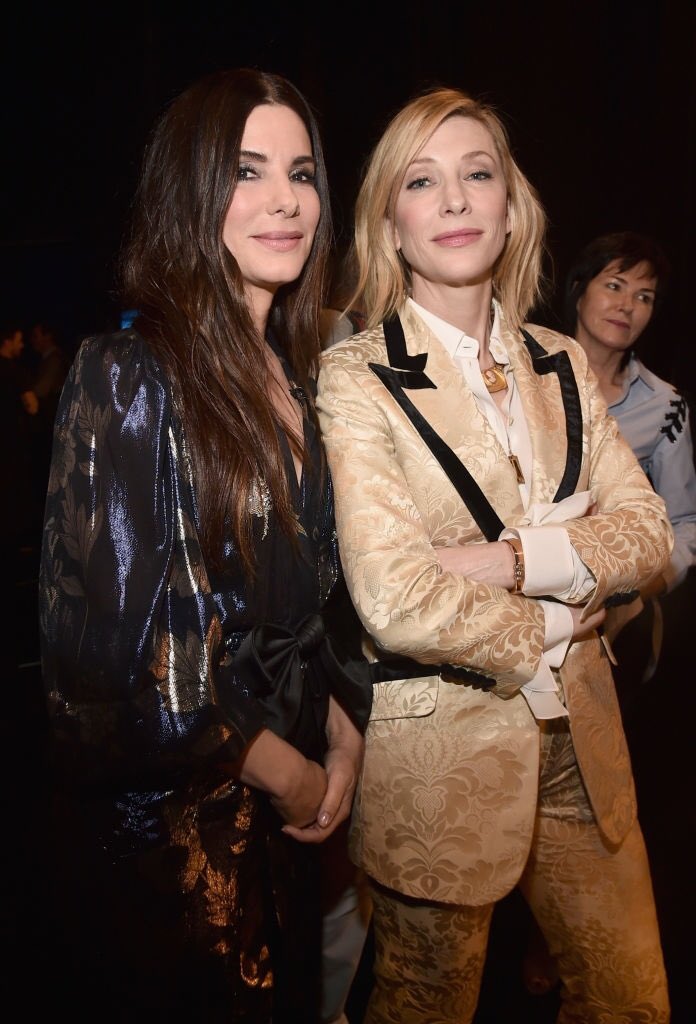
[{"left": 348, "top": 87, "right": 547, "bottom": 330}]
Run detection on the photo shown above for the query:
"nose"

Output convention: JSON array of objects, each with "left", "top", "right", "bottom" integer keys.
[
  {"left": 442, "top": 180, "right": 469, "bottom": 215},
  {"left": 268, "top": 178, "right": 300, "bottom": 218},
  {"left": 617, "top": 293, "right": 635, "bottom": 315}
]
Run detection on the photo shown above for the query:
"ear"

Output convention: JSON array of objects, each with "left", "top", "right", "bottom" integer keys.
[
  {"left": 505, "top": 196, "right": 512, "bottom": 236},
  {"left": 574, "top": 286, "right": 586, "bottom": 326}
]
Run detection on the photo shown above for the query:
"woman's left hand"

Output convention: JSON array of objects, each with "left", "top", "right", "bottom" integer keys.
[{"left": 282, "top": 697, "right": 364, "bottom": 843}]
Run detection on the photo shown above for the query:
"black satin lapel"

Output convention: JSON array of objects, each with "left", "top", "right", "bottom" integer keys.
[
  {"left": 522, "top": 330, "right": 583, "bottom": 501},
  {"left": 368, "top": 362, "right": 504, "bottom": 541},
  {"left": 379, "top": 315, "right": 434, "bottom": 389},
  {"left": 384, "top": 315, "right": 428, "bottom": 371}
]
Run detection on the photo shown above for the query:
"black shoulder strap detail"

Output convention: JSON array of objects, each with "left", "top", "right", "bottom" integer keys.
[
  {"left": 661, "top": 395, "right": 687, "bottom": 443},
  {"left": 368, "top": 361, "right": 504, "bottom": 541},
  {"left": 521, "top": 330, "right": 583, "bottom": 501}
]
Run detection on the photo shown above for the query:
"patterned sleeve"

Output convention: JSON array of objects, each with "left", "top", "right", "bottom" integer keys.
[
  {"left": 648, "top": 393, "right": 696, "bottom": 591},
  {"left": 39, "top": 332, "right": 265, "bottom": 789},
  {"left": 560, "top": 346, "right": 674, "bottom": 613}
]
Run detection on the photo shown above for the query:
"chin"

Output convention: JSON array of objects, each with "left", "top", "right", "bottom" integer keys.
[{"left": 270, "top": 259, "right": 308, "bottom": 285}]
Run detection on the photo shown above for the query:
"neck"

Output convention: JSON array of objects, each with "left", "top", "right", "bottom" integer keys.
[
  {"left": 411, "top": 279, "right": 494, "bottom": 353},
  {"left": 575, "top": 327, "right": 626, "bottom": 388},
  {"left": 245, "top": 283, "right": 274, "bottom": 337}
]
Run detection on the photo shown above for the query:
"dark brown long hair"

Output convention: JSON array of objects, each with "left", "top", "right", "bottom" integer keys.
[{"left": 120, "top": 68, "right": 332, "bottom": 575}]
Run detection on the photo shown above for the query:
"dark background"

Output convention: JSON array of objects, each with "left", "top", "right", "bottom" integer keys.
[
  {"left": 4, "top": 3, "right": 694, "bottom": 1021},
  {"left": 3, "top": 1, "right": 695, "bottom": 395}
]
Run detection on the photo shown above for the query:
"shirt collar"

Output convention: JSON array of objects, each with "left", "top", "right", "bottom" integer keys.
[
  {"left": 625, "top": 352, "right": 655, "bottom": 391},
  {"left": 407, "top": 297, "right": 508, "bottom": 364}
]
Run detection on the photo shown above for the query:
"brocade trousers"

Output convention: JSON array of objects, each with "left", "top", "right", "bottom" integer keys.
[{"left": 365, "top": 813, "right": 669, "bottom": 1023}]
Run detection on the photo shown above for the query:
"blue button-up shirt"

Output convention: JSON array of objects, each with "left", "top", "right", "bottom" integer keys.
[{"left": 610, "top": 354, "right": 696, "bottom": 591}]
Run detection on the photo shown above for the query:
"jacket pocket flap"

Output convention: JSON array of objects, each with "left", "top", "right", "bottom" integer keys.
[{"left": 369, "top": 676, "right": 438, "bottom": 721}]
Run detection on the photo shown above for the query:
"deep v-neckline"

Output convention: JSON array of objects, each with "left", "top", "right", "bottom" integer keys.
[
  {"left": 279, "top": 389, "right": 306, "bottom": 493},
  {"left": 265, "top": 334, "right": 306, "bottom": 491}
]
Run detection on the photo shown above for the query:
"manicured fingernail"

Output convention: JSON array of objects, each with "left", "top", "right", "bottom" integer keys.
[{"left": 319, "top": 811, "right": 330, "bottom": 827}]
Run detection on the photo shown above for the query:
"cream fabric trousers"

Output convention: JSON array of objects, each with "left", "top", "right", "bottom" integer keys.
[{"left": 364, "top": 813, "right": 669, "bottom": 1023}]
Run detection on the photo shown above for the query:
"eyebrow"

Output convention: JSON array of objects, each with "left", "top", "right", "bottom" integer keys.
[
  {"left": 407, "top": 149, "right": 495, "bottom": 166},
  {"left": 239, "top": 149, "right": 315, "bottom": 166},
  {"left": 608, "top": 272, "right": 656, "bottom": 292}
]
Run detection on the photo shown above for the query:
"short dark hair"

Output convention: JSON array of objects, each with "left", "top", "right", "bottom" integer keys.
[{"left": 564, "top": 231, "right": 670, "bottom": 336}]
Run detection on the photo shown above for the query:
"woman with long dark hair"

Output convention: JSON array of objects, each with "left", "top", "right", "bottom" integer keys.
[{"left": 39, "top": 68, "right": 369, "bottom": 1022}]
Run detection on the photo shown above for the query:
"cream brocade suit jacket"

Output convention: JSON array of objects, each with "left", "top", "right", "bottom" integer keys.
[{"left": 316, "top": 303, "right": 673, "bottom": 907}]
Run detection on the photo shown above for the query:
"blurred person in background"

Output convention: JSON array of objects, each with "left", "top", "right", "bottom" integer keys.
[
  {"left": 27, "top": 320, "right": 69, "bottom": 530},
  {"left": 0, "top": 321, "right": 37, "bottom": 686}
]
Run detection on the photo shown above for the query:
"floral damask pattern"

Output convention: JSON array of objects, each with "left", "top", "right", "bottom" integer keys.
[
  {"left": 319, "top": 304, "right": 672, "bottom": 1018},
  {"left": 349, "top": 678, "right": 539, "bottom": 905},
  {"left": 364, "top": 815, "right": 670, "bottom": 1023},
  {"left": 519, "top": 817, "right": 670, "bottom": 1023}
]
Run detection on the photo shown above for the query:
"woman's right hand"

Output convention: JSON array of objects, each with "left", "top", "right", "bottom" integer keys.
[
  {"left": 567, "top": 603, "right": 606, "bottom": 641},
  {"left": 283, "top": 696, "right": 365, "bottom": 843},
  {"left": 270, "top": 757, "right": 328, "bottom": 827},
  {"left": 232, "top": 728, "right": 328, "bottom": 828}
]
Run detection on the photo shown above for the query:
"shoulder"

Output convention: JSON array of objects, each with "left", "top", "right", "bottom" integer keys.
[
  {"left": 626, "top": 357, "right": 689, "bottom": 429},
  {"left": 630, "top": 359, "right": 692, "bottom": 441},
  {"left": 319, "top": 323, "right": 388, "bottom": 373},
  {"left": 68, "top": 330, "right": 172, "bottom": 422},
  {"left": 521, "top": 322, "right": 583, "bottom": 358},
  {"left": 630, "top": 356, "right": 680, "bottom": 399},
  {"left": 320, "top": 304, "right": 432, "bottom": 372},
  {"left": 74, "top": 329, "right": 168, "bottom": 389},
  {"left": 516, "top": 321, "right": 590, "bottom": 378},
  {"left": 43, "top": 345, "right": 69, "bottom": 366},
  {"left": 76, "top": 328, "right": 160, "bottom": 367}
]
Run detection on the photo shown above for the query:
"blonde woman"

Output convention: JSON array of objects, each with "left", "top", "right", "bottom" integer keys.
[{"left": 317, "top": 87, "right": 672, "bottom": 1023}]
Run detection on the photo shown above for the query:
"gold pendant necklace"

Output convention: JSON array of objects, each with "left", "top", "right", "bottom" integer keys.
[
  {"left": 508, "top": 453, "right": 525, "bottom": 484},
  {"left": 482, "top": 361, "right": 507, "bottom": 393}
]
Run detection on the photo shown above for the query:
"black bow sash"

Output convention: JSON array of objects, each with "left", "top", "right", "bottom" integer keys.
[{"left": 232, "top": 614, "right": 373, "bottom": 762}]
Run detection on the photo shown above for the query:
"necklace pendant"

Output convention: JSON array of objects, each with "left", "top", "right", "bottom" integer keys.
[
  {"left": 508, "top": 453, "right": 525, "bottom": 484},
  {"left": 482, "top": 363, "right": 507, "bottom": 393}
]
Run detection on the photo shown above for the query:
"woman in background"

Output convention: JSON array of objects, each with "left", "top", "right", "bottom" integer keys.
[
  {"left": 566, "top": 230, "right": 696, "bottom": 693},
  {"left": 39, "top": 68, "right": 369, "bottom": 1022}
]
